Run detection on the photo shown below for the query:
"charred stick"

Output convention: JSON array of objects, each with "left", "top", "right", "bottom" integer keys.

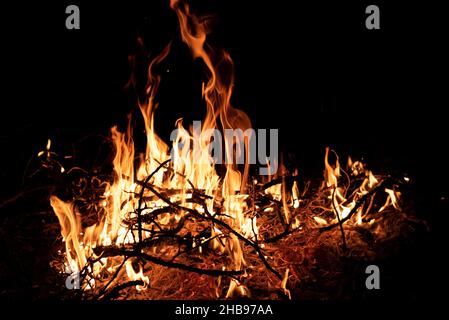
[
  {"left": 97, "top": 257, "right": 129, "bottom": 297},
  {"left": 259, "top": 175, "right": 301, "bottom": 192},
  {"left": 170, "top": 234, "right": 224, "bottom": 262},
  {"left": 135, "top": 188, "right": 213, "bottom": 202},
  {"left": 331, "top": 186, "right": 347, "bottom": 250},
  {"left": 136, "top": 159, "right": 172, "bottom": 249},
  {"left": 100, "top": 280, "right": 145, "bottom": 300},
  {"left": 144, "top": 182, "right": 283, "bottom": 279},
  {"left": 95, "top": 246, "right": 244, "bottom": 277},
  {"left": 262, "top": 225, "right": 295, "bottom": 243}
]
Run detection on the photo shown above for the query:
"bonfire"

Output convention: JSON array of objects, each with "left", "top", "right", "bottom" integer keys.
[{"left": 38, "top": 0, "right": 417, "bottom": 300}]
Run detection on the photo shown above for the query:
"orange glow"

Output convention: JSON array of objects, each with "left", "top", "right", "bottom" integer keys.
[{"left": 49, "top": 0, "right": 402, "bottom": 298}]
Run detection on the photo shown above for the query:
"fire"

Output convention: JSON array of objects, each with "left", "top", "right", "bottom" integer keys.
[
  {"left": 125, "top": 261, "right": 150, "bottom": 291},
  {"left": 48, "top": 0, "right": 403, "bottom": 299},
  {"left": 50, "top": 0, "right": 255, "bottom": 296},
  {"left": 314, "top": 147, "right": 399, "bottom": 228}
]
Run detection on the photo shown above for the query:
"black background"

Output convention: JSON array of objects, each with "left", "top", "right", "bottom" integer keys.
[
  {"left": 0, "top": 0, "right": 447, "bottom": 307},
  {"left": 0, "top": 0, "right": 446, "bottom": 191},
  {"left": 1, "top": 1, "right": 446, "bottom": 191}
]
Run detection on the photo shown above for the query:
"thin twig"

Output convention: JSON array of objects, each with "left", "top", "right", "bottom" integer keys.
[{"left": 331, "top": 186, "right": 347, "bottom": 251}]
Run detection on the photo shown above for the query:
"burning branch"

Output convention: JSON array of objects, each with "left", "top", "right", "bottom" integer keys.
[
  {"left": 47, "top": 147, "right": 405, "bottom": 300},
  {"left": 43, "top": 0, "right": 412, "bottom": 300}
]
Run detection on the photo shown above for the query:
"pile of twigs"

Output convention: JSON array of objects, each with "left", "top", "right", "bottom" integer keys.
[{"left": 42, "top": 149, "right": 417, "bottom": 300}]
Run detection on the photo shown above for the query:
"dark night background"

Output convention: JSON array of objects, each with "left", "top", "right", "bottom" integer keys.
[{"left": 0, "top": 0, "right": 447, "bottom": 309}]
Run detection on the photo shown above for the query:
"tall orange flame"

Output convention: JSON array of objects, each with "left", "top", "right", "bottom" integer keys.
[
  {"left": 49, "top": 0, "right": 401, "bottom": 298},
  {"left": 51, "top": 0, "right": 257, "bottom": 297}
]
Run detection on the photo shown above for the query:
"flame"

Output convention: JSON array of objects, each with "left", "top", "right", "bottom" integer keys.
[
  {"left": 50, "top": 0, "right": 255, "bottom": 295},
  {"left": 318, "top": 148, "right": 399, "bottom": 227},
  {"left": 50, "top": 196, "right": 86, "bottom": 276},
  {"left": 48, "top": 0, "right": 402, "bottom": 298},
  {"left": 281, "top": 268, "right": 291, "bottom": 299},
  {"left": 379, "top": 188, "right": 401, "bottom": 212},
  {"left": 125, "top": 261, "right": 150, "bottom": 291}
]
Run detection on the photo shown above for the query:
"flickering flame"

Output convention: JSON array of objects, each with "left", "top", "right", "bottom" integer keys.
[
  {"left": 125, "top": 261, "right": 150, "bottom": 291},
  {"left": 281, "top": 268, "right": 291, "bottom": 299},
  {"left": 38, "top": 139, "right": 52, "bottom": 157},
  {"left": 51, "top": 0, "right": 255, "bottom": 295},
  {"left": 379, "top": 188, "right": 400, "bottom": 212},
  {"left": 316, "top": 147, "right": 399, "bottom": 227},
  {"left": 49, "top": 0, "right": 402, "bottom": 298}
]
